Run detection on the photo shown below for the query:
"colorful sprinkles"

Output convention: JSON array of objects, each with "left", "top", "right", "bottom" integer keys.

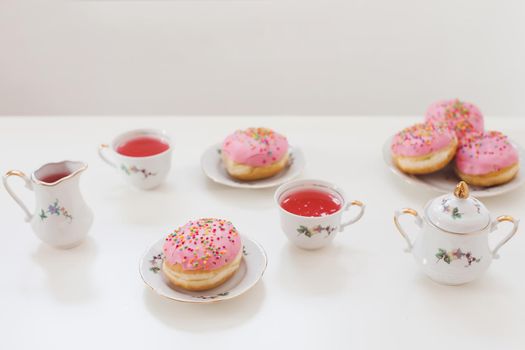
[
  {"left": 426, "top": 99, "right": 484, "bottom": 139},
  {"left": 443, "top": 100, "right": 479, "bottom": 137},
  {"left": 456, "top": 131, "right": 518, "bottom": 174},
  {"left": 240, "top": 128, "right": 277, "bottom": 164},
  {"left": 222, "top": 127, "right": 288, "bottom": 167},
  {"left": 162, "top": 218, "right": 241, "bottom": 271},
  {"left": 391, "top": 122, "right": 455, "bottom": 156}
]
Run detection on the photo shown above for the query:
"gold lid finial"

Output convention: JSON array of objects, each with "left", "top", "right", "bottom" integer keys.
[{"left": 454, "top": 181, "right": 469, "bottom": 199}]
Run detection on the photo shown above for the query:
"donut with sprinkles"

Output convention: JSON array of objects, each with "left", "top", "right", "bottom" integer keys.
[
  {"left": 425, "top": 99, "right": 484, "bottom": 140},
  {"left": 455, "top": 131, "right": 519, "bottom": 187},
  {"left": 391, "top": 122, "right": 458, "bottom": 174},
  {"left": 221, "top": 127, "right": 289, "bottom": 181},
  {"left": 162, "top": 218, "right": 243, "bottom": 291}
]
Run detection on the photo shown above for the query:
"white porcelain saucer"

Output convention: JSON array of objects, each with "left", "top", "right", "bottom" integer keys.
[
  {"left": 383, "top": 136, "right": 525, "bottom": 198},
  {"left": 201, "top": 143, "right": 305, "bottom": 189},
  {"left": 139, "top": 236, "right": 267, "bottom": 303}
]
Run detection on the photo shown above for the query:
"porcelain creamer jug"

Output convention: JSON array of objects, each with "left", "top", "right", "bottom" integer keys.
[
  {"left": 394, "top": 181, "right": 519, "bottom": 285},
  {"left": 3, "top": 161, "right": 94, "bottom": 248}
]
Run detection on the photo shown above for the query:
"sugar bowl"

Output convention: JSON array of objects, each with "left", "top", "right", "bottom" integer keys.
[{"left": 394, "top": 181, "right": 519, "bottom": 285}]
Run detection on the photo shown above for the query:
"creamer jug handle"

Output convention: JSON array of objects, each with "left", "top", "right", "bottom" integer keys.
[{"left": 3, "top": 170, "right": 33, "bottom": 222}]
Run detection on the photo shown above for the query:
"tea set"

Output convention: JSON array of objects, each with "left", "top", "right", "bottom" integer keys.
[{"left": 2, "top": 127, "right": 521, "bottom": 302}]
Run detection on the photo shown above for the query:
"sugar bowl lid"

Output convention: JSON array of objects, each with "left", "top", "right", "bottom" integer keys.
[{"left": 425, "top": 182, "right": 490, "bottom": 234}]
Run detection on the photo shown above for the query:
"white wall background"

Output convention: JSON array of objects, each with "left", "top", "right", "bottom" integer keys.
[{"left": 1, "top": 0, "right": 525, "bottom": 116}]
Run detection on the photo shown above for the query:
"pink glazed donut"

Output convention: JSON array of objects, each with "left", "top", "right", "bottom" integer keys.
[
  {"left": 221, "top": 127, "right": 289, "bottom": 181},
  {"left": 425, "top": 99, "right": 484, "bottom": 139},
  {"left": 162, "top": 218, "right": 242, "bottom": 291},
  {"left": 455, "top": 131, "right": 519, "bottom": 187},
  {"left": 391, "top": 122, "right": 458, "bottom": 174}
]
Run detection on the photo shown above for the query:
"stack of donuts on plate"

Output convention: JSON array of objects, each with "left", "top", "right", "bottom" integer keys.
[{"left": 391, "top": 99, "right": 520, "bottom": 187}]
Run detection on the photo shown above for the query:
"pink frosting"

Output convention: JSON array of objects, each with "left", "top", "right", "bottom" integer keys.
[
  {"left": 455, "top": 131, "right": 519, "bottom": 175},
  {"left": 162, "top": 218, "right": 242, "bottom": 271},
  {"left": 391, "top": 122, "right": 456, "bottom": 157},
  {"left": 425, "top": 99, "right": 484, "bottom": 138},
  {"left": 222, "top": 127, "right": 288, "bottom": 167}
]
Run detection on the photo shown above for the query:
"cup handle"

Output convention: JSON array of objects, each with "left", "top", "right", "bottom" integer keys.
[
  {"left": 394, "top": 208, "right": 423, "bottom": 252},
  {"left": 98, "top": 144, "right": 117, "bottom": 168},
  {"left": 339, "top": 200, "right": 365, "bottom": 231},
  {"left": 490, "top": 215, "right": 519, "bottom": 259},
  {"left": 2, "top": 170, "right": 34, "bottom": 222}
]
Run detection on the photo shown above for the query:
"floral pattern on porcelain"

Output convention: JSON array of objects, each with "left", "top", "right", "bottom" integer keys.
[
  {"left": 297, "top": 224, "right": 337, "bottom": 238},
  {"left": 287, "top": 152, "right": 294, "bottom": 167},
  {"left": 436, "top": 248, "right": 481, "bottom": 267},
  {"left": 194, "top": 292, "right": 230, "bottom": 300},
  {"left": 440, "top": 198, "right": 463, "bottom": 220},
  {"left": 149, "top": 253, "right": 163, "bottom": 273},
  {"left": 121, "top": 164, "right": 157, "bottom": 179},
  {"left": 39, "top": 199, "right": 73, "bottom": 222},
  {"left": 474, "top": 201, "right": 482, "bottom": 214}
]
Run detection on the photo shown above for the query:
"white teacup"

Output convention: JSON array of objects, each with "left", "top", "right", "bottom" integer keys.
[
  {"left": 275, "top": 179, "right": 365, "bottom": 250},
  {"left": 98, "top": 129, "right": 172, "bottom": 190}
]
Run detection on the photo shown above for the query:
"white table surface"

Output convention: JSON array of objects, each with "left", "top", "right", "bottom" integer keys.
[{"left": 1, "top": 116, "right": 524, "bottom": 350}]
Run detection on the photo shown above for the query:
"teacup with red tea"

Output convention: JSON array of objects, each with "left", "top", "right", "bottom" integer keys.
[
  {"left": 275, "top": 179, "right": 365, "bottom": 249},
  {"left": 99, "top": 129, "right": 172, "bottom": 190}
]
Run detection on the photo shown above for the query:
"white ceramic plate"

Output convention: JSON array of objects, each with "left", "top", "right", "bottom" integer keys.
[
  {"left": 139, "top": 236, "right": 267, "bottom": 303},
  {"left": 383, "top": 136, "right": 525, "bottom": 198},
  {"left": 201, "top": 143, "right": 305, "bottom": 189}
]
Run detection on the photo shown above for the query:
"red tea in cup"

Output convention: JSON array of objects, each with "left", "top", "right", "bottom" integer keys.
[
  {"left": 39, "top": 172, "right": 72, "bottom": 183},
  {"left": 116, "top": 136, "right": 169, "bottom": 157},
  {"left": 280, "top": 189, "right": 342, "bottom": 217}
]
